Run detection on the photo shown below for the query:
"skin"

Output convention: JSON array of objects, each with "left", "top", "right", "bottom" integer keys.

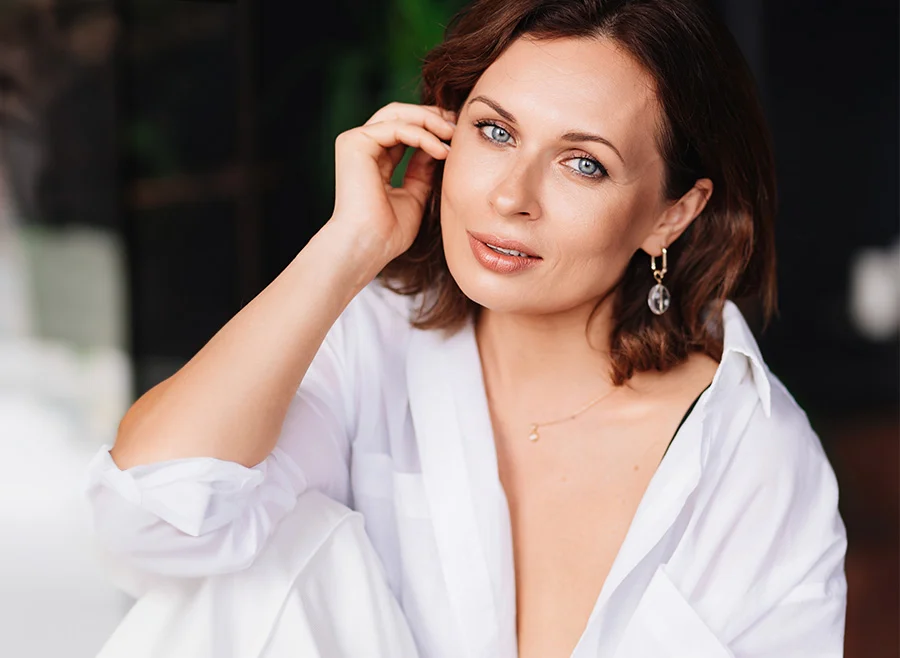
[
  {"left": 439, "top": 36, "right": 719, "bottom": 657},
  {"left": 107, "top": 29, "right": 719, "bottom": 658}
]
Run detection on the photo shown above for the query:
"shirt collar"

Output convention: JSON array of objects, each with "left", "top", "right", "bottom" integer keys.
[
  {"left": 710, "top": 300, "right": 772, "bottom": 417},
  {"left": 396, "top": 283, "right": 774, "bottom": 418}
]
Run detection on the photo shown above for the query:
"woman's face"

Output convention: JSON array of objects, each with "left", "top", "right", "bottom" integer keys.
[{"left": 440, "top": 36, "right": 674, "bottom": 316}]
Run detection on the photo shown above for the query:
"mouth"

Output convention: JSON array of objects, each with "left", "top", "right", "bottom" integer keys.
[{"left": 467, "top": 231, "right": 541, "bottom": 259}]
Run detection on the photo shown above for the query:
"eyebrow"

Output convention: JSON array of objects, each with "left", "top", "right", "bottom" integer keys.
[{"left": 467, "top": 95, "right": 626, "bottom": 166}]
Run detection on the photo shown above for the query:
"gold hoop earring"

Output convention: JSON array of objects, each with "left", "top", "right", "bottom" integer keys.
[{"left": 648, "top": 247, "right": 670, "bottom": 315}]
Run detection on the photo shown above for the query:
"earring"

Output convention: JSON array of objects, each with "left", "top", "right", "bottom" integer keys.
[{"left": 648, "top": 247, "right": 670, "bottom": 315}]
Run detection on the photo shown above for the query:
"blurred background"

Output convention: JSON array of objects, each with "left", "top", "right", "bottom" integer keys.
[{"left": 0, "top": 0, "right": 896, "bottom": 656}]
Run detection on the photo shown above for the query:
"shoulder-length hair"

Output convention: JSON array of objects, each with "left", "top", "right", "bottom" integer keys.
[{"left": 381, "top": 0, "right": 777, "bottom": 385}]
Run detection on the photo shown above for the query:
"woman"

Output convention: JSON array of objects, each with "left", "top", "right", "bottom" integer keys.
[{"left": 86, "top": 0, "right": 848, "bottom": 656}]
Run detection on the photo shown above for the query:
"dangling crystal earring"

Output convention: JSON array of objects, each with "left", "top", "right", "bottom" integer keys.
[{"left": 648, "top": 247, "right": 670, "bottom": 315}]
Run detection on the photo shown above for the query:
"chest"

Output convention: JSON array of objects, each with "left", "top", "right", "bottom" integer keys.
[{"left": 490, "top": 410, "right": 679, "bottom": 658}]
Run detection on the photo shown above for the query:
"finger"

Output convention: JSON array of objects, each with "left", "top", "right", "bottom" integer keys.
[
  {"left": 436, "top": 107, "right": 458, "bottom": 124},
  {"left": 365, "top": 102, "right": 446, "bottom": 125},
  {"left": 386, "top": 143, "right": 406, "bottom": 170},
  {"left": 366, "top": 112, "right": 455, "bottom": 143},
  {"left": 398, "top": 152, "right": 439, "bottom": 212},
  {"left": 417, "top": 105, "right": 457, "bottom": 126},
  {"left": 357, "top": 121, "right": 451, "bottom": 161},
  {"left": 401, "top": 147, "right": 439, "bottom": 204},
  {"left": 364, "top": 103, "right": 456, "bottom": 141},
  {"left": 425, "top": 105, "right": 457, "bottom": 126}
]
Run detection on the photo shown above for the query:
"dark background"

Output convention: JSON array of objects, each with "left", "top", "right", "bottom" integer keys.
[
  {"left": 14, "top": 0, "right": 894, "bottom": 415},
  {"left": 2, "top": 0, "right": 897, "bottom": 654},
  {"left": 115, "top": 0, "right": 900, "bottom": 419}
]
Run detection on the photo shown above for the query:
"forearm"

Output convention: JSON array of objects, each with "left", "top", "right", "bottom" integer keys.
[{"left": 111, "top": 221, "right": 384, "bottom": 470}]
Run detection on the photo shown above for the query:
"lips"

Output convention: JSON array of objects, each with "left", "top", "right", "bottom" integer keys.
[
  {"left": 466, "top": 231, "right": 540, "bottom": 259},
  {"left": 466, "top": 231, "right": 543, "bottom": 275}
]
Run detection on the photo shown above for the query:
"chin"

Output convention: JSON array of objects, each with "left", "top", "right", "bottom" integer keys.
[
  {"left": 444, "top": 251, "right": 546, "bottom": 315},
  {"left": 446, "top": 248, "right": 612, "bottom": 320},
  {"left": 440, "top": 217, "right": 557, "bottom": 315}
]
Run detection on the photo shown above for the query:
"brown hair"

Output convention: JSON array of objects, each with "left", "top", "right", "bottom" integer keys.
[{"left": 381, "top": 0, "right": 777, "bottom": 385}]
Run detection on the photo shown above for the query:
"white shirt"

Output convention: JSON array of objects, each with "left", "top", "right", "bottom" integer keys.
[{"left": 84, "top": 282, "right": 848, "bottom": 657}]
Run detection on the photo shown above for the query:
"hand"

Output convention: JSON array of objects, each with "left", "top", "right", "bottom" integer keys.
[{"left": 328, "top": 102, "right": 456, "bottom": 266}]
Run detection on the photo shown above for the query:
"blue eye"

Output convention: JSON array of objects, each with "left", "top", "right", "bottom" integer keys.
[
  {"left": 568, "top": 156, "right": 607, "bottom": 179},
  {"left": 477, "top": 122, "right": 512, "bottom": 144},
  {"left": 577, "top": 158, "right": 599, "bottom": 175},
  {"left": 489, "top": 125, "right": 511, "bottom": 142}
]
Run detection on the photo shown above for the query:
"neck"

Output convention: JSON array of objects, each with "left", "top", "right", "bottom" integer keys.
[{"left": 474, "top": 294, "right": 617, "bottom": 399}]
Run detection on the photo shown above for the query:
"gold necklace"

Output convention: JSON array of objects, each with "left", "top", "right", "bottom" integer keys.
[{"left": 528, "top": 387, "right": 617, "bottom": 442}]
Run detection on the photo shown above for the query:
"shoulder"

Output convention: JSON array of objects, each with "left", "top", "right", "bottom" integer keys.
[
  {"left": 708, "top": 302, "right": 833, "bottom": 485},
  {"left": 738, "top": 370, "right": 830, "bottom": 480},
  {"left": 688, "top": 358, "right": 845, "bottom": 557},
  {"left": 674, "top": 366, "right": 847, "bottom": 643},
  {"left": 703, "top": 363, "right": 841, "bottom": 537}
]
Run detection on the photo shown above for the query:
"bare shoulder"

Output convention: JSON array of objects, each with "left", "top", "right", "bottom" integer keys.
[
  {"left": 680, "top": 351, "right": 720, "bottom": 388},
  {"left": 632, "top": 350, "right": 718, "bottom": 404}
]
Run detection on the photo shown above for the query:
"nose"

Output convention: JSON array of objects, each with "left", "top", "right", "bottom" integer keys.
[{"left": 487, "top": 158, "right": 542, "bottom": 220}]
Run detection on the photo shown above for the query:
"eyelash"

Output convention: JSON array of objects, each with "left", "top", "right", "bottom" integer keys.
[{"left": 472, "top": 119, "right": 609, "bottom": 180}]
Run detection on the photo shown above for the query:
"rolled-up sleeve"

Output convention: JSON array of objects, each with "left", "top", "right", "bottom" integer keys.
[
  {"left": 84, "top": 296, "right": 359, "bottom": 585},
  {"left": 84, "top": 444, "right": 305, "bottom": 577}
]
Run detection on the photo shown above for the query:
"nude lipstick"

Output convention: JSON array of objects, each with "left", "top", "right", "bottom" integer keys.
[{"left": 467, "top": 231, "right": 542, "bottom": 274}]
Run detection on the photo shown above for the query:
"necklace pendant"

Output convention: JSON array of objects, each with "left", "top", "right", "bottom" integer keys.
[{"left": 528, "top": 424, "right": 540, "bottom": 442}]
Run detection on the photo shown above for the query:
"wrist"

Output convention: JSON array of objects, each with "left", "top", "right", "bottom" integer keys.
[{"left": 309, "top": 221, "right": 390, "bottom": 290}]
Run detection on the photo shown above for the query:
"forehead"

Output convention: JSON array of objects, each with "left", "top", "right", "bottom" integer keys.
[{"left": 469, "top": 37, "right": 660, "bottom": 159}]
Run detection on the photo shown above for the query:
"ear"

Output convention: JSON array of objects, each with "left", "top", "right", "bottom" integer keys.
[{"left": 640, "top": 178, "right": 713, "bottom": 256}]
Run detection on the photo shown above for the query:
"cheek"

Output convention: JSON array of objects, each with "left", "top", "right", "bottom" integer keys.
[
  {"left": 547, "top": 192, "right": 631, "bottom": 260},
  {"left": 441, "top": 136, "right": 494, "bottom": 214},
  {"left": 438, "top": 152, "right": 463, "bottom": 247},
  {"left": 544, "top": 189, "right": 656, "bottom": 291},
  {"left": 438, "top": 149, "right": 472, "bottom": 266},
  {"left": 439, "top": 151, "right": 463, "bottom": 217}
]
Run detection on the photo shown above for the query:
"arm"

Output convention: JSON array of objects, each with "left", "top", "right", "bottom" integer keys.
[
  {"left": 110, "top": 222, "right": 380, "bottom": 471},
  {"left": 110, "top": 102, "right": 455, "bottom": 471},
  {"left": 84, "top": 295, "right": 359, "bottom": 584},
  {"left": 86, "top": 103, "right": 456, "bottom": 582}
]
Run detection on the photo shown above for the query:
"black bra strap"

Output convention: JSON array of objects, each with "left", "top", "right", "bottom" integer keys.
[{"left": 660, "top": 383, "right": 712, "bottom": 464}]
